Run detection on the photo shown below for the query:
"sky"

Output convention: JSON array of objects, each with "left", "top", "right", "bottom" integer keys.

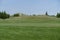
[{"left": 0, "top": 0, "right": 60, "bottom": 15}]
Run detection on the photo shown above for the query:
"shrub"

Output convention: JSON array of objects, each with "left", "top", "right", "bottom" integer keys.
[
  {"left": 0, "top": 11, "right": 10, "bottom": 19},
  {"left": 32, "top": 14, "right": 36, "bottom": 16},
  {"left": 56, "top": 13, "right": 60, "bottom": 18},
  {"left": 13, "top": 13, "right": 19, "bottom": 17}
]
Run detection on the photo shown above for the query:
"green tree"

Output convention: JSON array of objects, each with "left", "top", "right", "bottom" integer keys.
[
  {"left": 0, "top": 11, "right": 10, "bottom": 19},
  {"left": 45, "top": 11, "right": 48, "bottom": 16},
  {"left": 13, "top": 13, "right": 20, "bottom": 17},
  {"left": 56, "top": 13, "right": 60, "bottom": 18}
]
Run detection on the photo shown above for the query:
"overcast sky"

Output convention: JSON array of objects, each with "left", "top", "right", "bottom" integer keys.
[{"left": 0, "top": 0, "right": 60, "bottom": 15}]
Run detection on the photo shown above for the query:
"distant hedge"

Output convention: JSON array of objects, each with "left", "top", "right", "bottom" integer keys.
[{"left": 0, "top": 11, "right": 10, "bottom": 19}]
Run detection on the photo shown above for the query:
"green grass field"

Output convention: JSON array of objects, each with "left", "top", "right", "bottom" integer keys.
[{"left": 0, "top": 16, "right": 60, "bottom": 40}]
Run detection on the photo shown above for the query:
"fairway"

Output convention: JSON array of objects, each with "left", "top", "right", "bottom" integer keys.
[{"left": 0, "top": 16, "right": 60, "bottom": 40}]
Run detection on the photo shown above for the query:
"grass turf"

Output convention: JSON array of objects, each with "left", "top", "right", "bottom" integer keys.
[{"left": 0, "top": 16, "right": 60, "bottom": 40}]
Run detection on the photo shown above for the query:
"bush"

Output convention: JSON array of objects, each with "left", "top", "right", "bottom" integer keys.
[
  {"left": 32, "top": 14, "right": 36, "bottom": 16},
  {"left": 0, "top": 11, "right": 10, "bottom": 19},
  {"left": 56, "top": 13, "right": 60, "bottom": 18},
  {"left": 13, "top": 13, "right": 19, "bottom": 17}
]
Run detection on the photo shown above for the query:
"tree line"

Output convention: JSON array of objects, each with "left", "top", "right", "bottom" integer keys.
[
  {"left": 0, "top": 11, "right": 20, "bottom": 19},
  {"left": 0, "top": 11, "right": 60, "bottom": 19}
]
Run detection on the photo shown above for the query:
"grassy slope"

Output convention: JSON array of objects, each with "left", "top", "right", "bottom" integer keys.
[{"left": 0, "top": 16, "right": 60, "bottom": 40}]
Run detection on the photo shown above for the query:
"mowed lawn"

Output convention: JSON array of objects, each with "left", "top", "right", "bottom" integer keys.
[{"left": 0, "top": 16, "right": 60, "bottom": 40}]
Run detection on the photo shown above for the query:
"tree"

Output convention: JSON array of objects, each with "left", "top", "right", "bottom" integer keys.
[
  {"left": 56, "top": 13, "right": 60, "bottom": 18},
  {"left": 0, "top": 11, "right": 10, "bottom": 19},
  {"left": 45, "top": 11, "right": 48, "bottom": 16},
  {"left": 13, "top": 13, "right": 20, "bottom": 17}
]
